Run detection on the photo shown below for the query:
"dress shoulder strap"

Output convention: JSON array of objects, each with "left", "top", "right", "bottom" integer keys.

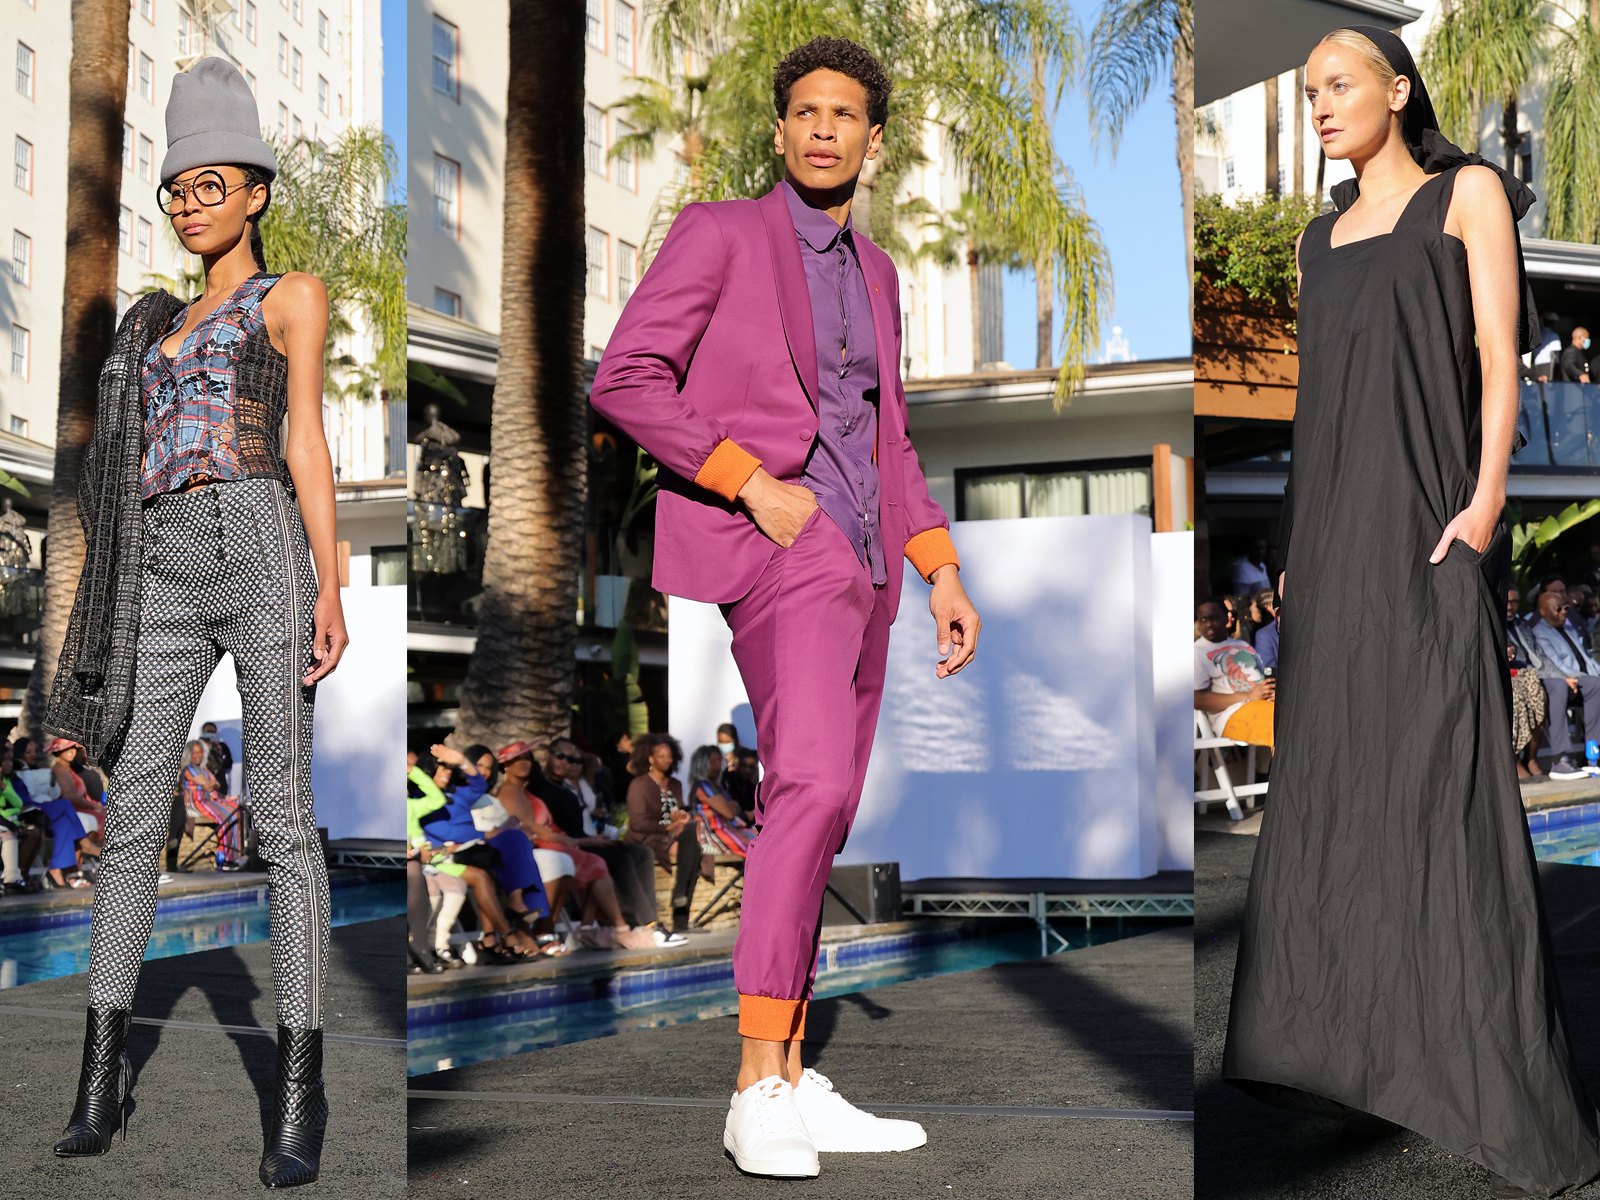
[{"left": 1395, "top": 166, "right": 1464, "bottom": 236}]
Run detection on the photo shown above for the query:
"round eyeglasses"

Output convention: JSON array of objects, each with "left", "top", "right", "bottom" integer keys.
[{"left": 157, "top": 170, "right": 251, "bottom": 214}]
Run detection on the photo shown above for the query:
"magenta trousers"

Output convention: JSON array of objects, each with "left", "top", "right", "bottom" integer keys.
[{"left": 723, "top": 507, "right": 895, "bottom": 1041}]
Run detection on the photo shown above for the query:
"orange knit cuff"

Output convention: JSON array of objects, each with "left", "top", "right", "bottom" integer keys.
[
  {"left": 738, "top": 994, "right": 808, "bottom": 1042},
  {"left": 693, "top": 438, "right": 762, "bottom": 502},
  {"left": 905, "top": 527, "right": 959, "bottom": 582}
]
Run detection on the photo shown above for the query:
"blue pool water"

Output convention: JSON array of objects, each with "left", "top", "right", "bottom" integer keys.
[
  {"left": 407, "top": 919, "right": 1185, "bottom": 1077},
  {"left": 1530, "top": 803, "right": 1600, "bottom": 867},
  {"left": 0, "top": 878, "right": 404, "bottom": 990}
]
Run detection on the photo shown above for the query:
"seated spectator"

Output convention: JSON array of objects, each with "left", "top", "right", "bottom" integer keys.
[
  {"left": 1195, "top": 598, "right": 1276, "bottom": 766},
  {"left": 1253, "top": 589, "right": 1280, "bottom": 671},
  {"left": 723, "top": 747, "right": 761, "bottom": 819},
  {"left": 48, "top": 739, "right": 104, "bottom": 856},
  {"left": 460, "top": 743, "right": 570, "bottom": 954},
  {"left": 626, "top": 733, "right": 703, "bottom": 933},
  {"left": 1506, "top": 586, "right": 1548, "bottom": 779},
  {"left": 15, "top": 738, "right": 93, "bottom": 889},
  {"left": 539, "top": 737, "right": 681, "bottom": 945},
  {"left": 1231, "top": 540, "right": 1271, "bottom": 594},
  {"left": 412, "top": 746, "right": 550, "bottom": 962},
  {"left": 180, "top": 739, "right": 241, "bottom": 870},
  {"left": 0, "top": 742, "right": 40, "bottom": 893},
  {"left": 1525, "top": 577, "right": 1600, "bottom": 779},
  {"left": 687, "top": 745, "right": 755, "bottom": 872},
  {"left": 1533, "top": 317, "right": 1562, "bottom": 383},
  {"left": 1572, "top": 584, "right": 1598, "bottom": 644},
  {"left": 199, "top": 721, "right": 234, "bottom": 790},
  {"left": 494, "top": 741, "right": 656, "bottom": 950}
]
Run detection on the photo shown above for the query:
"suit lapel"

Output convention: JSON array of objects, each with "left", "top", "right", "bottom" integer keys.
[
  {"left": 758, "top": 186, "right": 819, "bottom": 413},
  {"left": 858, "top": 240, "right": 896, "bottom": 466}
]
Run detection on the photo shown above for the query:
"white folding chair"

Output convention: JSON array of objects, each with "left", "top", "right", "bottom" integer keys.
[{"left": 1194, "top": 709, "right": 1269, "bottom": 821}]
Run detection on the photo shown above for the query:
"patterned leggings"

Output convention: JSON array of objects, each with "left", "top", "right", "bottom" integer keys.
[{"left": 86, "top": 479, "right": 330, "bottom": 1029}]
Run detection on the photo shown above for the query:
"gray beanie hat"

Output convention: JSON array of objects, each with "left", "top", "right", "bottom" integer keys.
[{"left": 160, "top": 57, "right": 277, "bottom": 184}]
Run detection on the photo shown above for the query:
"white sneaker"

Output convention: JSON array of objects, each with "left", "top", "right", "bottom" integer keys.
[
  {"left": 652, "top": 928, "right": 688, "bottom": 947},
  {"left": 793, "top": 1068, "right": 927, "bottom": 1153},
  {"left": 723, "top": 1075, "right": 820, "bottom": 1177}
]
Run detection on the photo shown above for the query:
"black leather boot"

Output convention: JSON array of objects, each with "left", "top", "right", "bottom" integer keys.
[
  {"left": 53, "top": 1007, "right": 133, "bottom": 1156},
  {"left": 258, "top": 1025, "right": 328, "bottom": 1188}
]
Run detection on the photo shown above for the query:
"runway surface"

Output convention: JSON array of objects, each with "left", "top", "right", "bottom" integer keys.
[
  {"left": 0, "top": 913, "right": 405, "bottom": 1199},
  {"left": 1196, "top": 830, "right": 1600, "bottom": 1199},
  {"left": 408, "top": 923, "right": 1192, "bottom": 1199}
]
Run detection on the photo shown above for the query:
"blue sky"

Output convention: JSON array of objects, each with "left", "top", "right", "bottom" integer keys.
[
  {"left": 383, "top": 2, "right": 1188, "bottom": 363},
  {"left": 1001, "top": 5, "right": 1189, "bottom": 368},
  {"left": 382, "top": 0, "right": 405, "bottom": 201}
]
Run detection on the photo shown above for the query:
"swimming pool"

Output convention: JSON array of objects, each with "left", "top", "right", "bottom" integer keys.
[
  {"left": 407, "top": 918, "right": 1186, "bottom": 1077},
  {"left": 1530, "top": 803, "right": 1600, "bottom": 867},
  {"left": 0, "top": 877, "right": 405, "bottom": 990}
]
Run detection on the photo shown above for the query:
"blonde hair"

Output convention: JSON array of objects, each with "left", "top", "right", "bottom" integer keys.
[{"left": 1315, "top": 28, "right": 1397, "bottom": 87}]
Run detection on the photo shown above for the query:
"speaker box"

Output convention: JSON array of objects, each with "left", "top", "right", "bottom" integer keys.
[{"left": 820, "top": 862, "right": 902, "bottom": 926}]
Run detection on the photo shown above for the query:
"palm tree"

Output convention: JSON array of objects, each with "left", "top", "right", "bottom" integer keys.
[
  {"left": 450, "top": 0, "right": 588, "bottom": 750},
  {"left": 23, "top": 0, "right": 129, "bottom": 737},
  {"left": 914, "top": 191, "right": 1024, "bottom": 367},
  {"left": 1419, "top": 0, "right": 1543, "bottom": 168},
  {"left": 1085, "top": 0, "right": 1193, "bottom": 322},
  {"left": 1542, "top": 1, "right": 1600, "bottom": 243},
  {"left": 627, "top": 0, "right": 1112, "bottom": 401}
]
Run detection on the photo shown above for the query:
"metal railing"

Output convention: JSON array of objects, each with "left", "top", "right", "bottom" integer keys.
[
  {"left": 904, "top": 890, "right": 1195, "bottom": 955},
  {"left": 1514, "top": 381, "right": 1600, "bottom": 469}
]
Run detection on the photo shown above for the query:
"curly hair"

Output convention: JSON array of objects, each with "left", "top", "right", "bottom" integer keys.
[
  {"left": 627, "top": 732, "right": 683, "bottom": 776},
  {"left": 773, "top": 36, "right": 891, "bottom": 129}
]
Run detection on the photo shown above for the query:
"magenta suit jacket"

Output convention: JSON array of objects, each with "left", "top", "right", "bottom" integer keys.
[{"left": 589, "top": 184, "right": 958, "bottom": 614}]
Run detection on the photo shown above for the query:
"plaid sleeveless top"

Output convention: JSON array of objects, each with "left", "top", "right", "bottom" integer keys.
[{"left": 140, "top": 272, "right": 294, "bottom": 500}]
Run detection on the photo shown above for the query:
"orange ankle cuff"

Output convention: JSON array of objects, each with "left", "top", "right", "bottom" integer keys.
[{"left": 738, "top": 994, "right": 807, "bottom": 1041}]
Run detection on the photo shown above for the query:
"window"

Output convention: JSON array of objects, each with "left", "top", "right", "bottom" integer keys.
[
  {"left": 9, "top": 326, "right": 28, "bottom": 380},
  {"left": 584, "top": 104, "right": 605, "bottom": 175},
  {"left": 1276, "top": 100, "right": 1284, "bottom": 136},
  {"left": 614, "top": 121, "right": 635, "bottom": 190},
  {"left": 614, "top": 2, "right": 634, "bottom": 68},
  {"left": 292, "top": 0, "right": 303, "bottom": 22},
  {"left": 140, "top": 0, "right": 152, "bottom": 18},
  {"left": 617, "top": 241, "right": 636, "bottom": 303},
  {"left": 245, "top": 1, "right": 257, "bottom": 42},
  {"left": 135, "top": 216, "right": 151, "bottom": 265},
  {"left": 139, "top": 53, "right": 153, "bottom": 102},
  {"left": 1278, "top": 164, "right": 1287, "bottom": 193},
  {"left": 177, "top": 11, "right": 193, "bottom": 57},
  {"left": 1223, "top": 157, "right": 1235, "bottom": 188},
  {"left": 118, "top": 205, "right": 132, "bottom": 254},
  {"left": 292, "top": 47, "right": 303, "bottom": 89},
  {"left": 317, "top": 10, "right": 329, "bottom": 51},
  {"left": 291, "top": 114, "right": 301, "bottom": 139},
  {"left": 11, "top": 231, "right": 30, "bottom": 287},
  {"left": 116, "top": 290, "right": 130, "bottom": 323},
  {"left": 1221, "top": 97, "right": 1233, "bottom": 130},
  {"left": 585, "top": 0, "right": 604, "bottom": 50},
  {"left": 371, "top": 546, "right": 406, "bottom": 587},
  {"left": 586, "top": 344, "right": 604, "bottom": 363},
  {"left": 586, "top": 227, "right": 608, "bottom": 298},
  {"left": 138, "top": 134, "right": 153, "bottom": 182},
  {"left": 956, "top": 459, "right": 1154, "bottom": 521},
  {"left": 317, "top": 74, "right": 328, "bottom": 114},
  {"left": 122, "top": 122, "right": 134, "bottom": 171},
  {"left": 278, "top": 34, "right": 288, "bottom": 75},
  {"left": 433, "top": 155, "right": 460, "bottom": 236},
  {"left": 232, "top": 0, "right": 241, "bottom": 27},
  {"left": 16, "top": 42, "right": 34, "bottom": 100},
  {"left": 432, "top": 288, "right": 460, "bottom": 318},
  {"left": 244, "top": 69, "right": 256, "bottom": 96},
  {"left": 14, "top": 137, "right": 32, "bottom": 192},
  {"left": 431, "top": 17, "right": 458, "bottom": 100},
  {"left": 8, "top": 416, "right": 26, "bottom": 437},
  {"left": 277, "top": 102, "right": 288, "bottom": 137}
]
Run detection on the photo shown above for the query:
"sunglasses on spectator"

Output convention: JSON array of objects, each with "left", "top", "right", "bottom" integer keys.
[{"left": 553, "top": 752, "right": 582, "bottom": 764}]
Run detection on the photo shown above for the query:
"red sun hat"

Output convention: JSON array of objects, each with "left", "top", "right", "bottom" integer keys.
[{"left": 496, "top": 739, "right": 546, "bottom": 764}]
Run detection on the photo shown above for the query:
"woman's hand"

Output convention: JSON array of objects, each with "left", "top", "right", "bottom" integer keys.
[
  {"left": 305, "top": 589, "right": 349, "bottom": 684},
  {"left": 1429, "top": 497, "right": 1501, "bottom": 563}
]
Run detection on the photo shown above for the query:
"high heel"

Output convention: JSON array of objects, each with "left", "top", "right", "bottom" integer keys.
[
  {"left": 258, "top": 1025, "right": 327, "bottom": 1188},
  {"left": 53, "top": 1007, "right": 133, "bottom": 1156}
]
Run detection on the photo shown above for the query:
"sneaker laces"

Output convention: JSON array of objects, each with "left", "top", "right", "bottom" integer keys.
[{"left": 751, "top": 1078, "right": 809, "bottom": 1139}]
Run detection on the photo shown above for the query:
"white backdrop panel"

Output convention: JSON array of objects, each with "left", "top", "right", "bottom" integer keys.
[
  {"left": 669, "top": 514, "right": 1162, "bottom": 880},
  {"left": 188, "top": 585, "right": 405, "bottom": 841},
  {"left": 1152, "top": 531, "right": 1196, "bottom": 870}
]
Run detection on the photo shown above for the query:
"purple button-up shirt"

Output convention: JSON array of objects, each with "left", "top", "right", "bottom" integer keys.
[{"left": 782, "top": 180, "right": 885, "bottom": 586}]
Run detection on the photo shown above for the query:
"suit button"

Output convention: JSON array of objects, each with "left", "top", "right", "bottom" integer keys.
[{"left": 800, "top": 430, "right": 812, "bottom": 440}]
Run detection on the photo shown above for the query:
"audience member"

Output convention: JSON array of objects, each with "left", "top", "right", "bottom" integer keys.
[
  {"left": 0, "top": 742, "right": 40, "bottom": 893},
  {"left": 1534, "top": 316, "right": 1562, "bottom": 382},
  {"left": 723, "top": 748, "right": 760, "bottom": 818},
  {"left": 1526, "top": 576, "right": 1600, "bottom": 779},
  {"left": 1559, "top": 327, "right": 1592, "bottom": 384},
  {"left": 13, "top": 737, "right": 91, "bottom": 889},
  {"left": 1231, "top": 540, "right": 1271, "bottom": 594},
  {"left": 1195, "top": 598, "right": 1276, "bottom": 766},
  {"left": 458, "top": 743, "right": 565, "bottom": 950},
  {"left": 49, "top": 739, "right": 105, "bottom": 854},
  {"left": 199, "top": 721, "right": 234, "bottom": 789},
  {"left": 687, "top": 745, "right": 756, "bottom": 872},
  {"left": 181, "top": 739, "right": 241, "bottom": 870},
  {"left": 1506, "top": 586, "right": 1548, "bottom": 779},
  {"left": 1253, "top": 589, "right": 1280, "bottom": 670},
  {"left": 625, "top": 733, "right": 702, "bottom": 934}
]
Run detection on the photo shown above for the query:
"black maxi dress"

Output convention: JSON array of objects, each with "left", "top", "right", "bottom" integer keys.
[{"left": 1221, "top": 163, "right": 1600, "bottom": 1195}]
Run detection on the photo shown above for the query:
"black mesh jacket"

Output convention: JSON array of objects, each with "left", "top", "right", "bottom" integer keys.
[{"left": 43, "top": 291, "right": 186, "bottom": 770}]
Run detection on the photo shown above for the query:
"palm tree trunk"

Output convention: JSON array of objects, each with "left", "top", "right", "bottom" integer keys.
[
  {"left": 452, "top": 0, "right": 587, "bottom": 750},
  {"left": 1174, "top": 22, "right": 1194, "bottom": 327},
  {"left": 968, "top": 249, "right": 981, "bottom": 369},
  {"left": 23, "top": 0, "right": 130, "bottom": 736},
  {"left": 1030, "top": 39, "right": 1052, "bottom": 369}
]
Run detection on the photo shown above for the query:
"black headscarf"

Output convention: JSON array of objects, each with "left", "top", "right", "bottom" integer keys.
[{"left": 1328, "top": 25, "right": 1540, "bottom": 354}]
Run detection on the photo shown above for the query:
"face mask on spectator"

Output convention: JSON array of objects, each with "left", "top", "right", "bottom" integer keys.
[{"left": 717, "top": 740, "right": 736, "bottom": 756}]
